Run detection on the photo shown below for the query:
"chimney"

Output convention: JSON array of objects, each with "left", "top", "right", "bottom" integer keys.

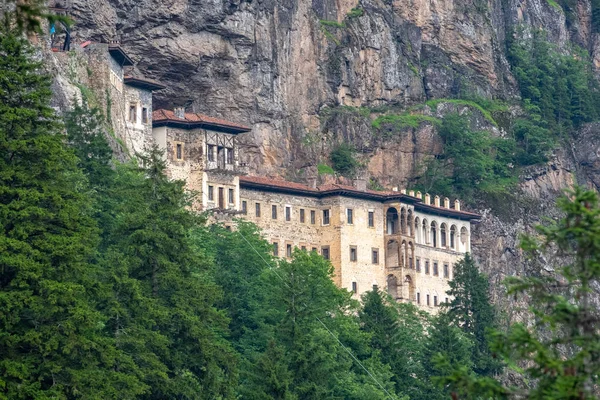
[
  {"left": 409, "top": 190, "right": 415, "bottom": 197},
  {"left": 174, "top": 107, "right": 185, "bottom": 119},
  {"left": 444, "top": 197, "right": 450, "bottom": 208},
  {"left": 424, "top": 193, "right": 431, "bottom": 205},
  {"left": 434, "top": 195, "right": 440, "bottom": 207},
  {"left": 454, "top": 199, "right": 461, "bottom": 211},
  {"left": 392, "top": 187, "right": 398, "bottom": 192},
  {"left": 353, "top": 178, "right": 367, "bottom": 191},
  {"left": 416, "top": 191, "right": 422, "bottom": 199},
  {"left": 401, "top": 189, "right": 407, "bottom": 194},
  {"left": 306, "top": 177, "right": 317, "bottom": 189}
]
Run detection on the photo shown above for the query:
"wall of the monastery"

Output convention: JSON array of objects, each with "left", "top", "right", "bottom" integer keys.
[
  {"left": 335, "top": 197, "right": 386, "bottom": 298},
  {"left": 239, "top": 189, "right": 324, "bottom": 252},
  {"left": 123, "top": 86, "right": 153, "bottom": 155},
  {"left": 204, "top": 172, "right": 238, "bottom": 210},
  {"left": 413, "top": 211, "right": 471, "bottom": 253}
]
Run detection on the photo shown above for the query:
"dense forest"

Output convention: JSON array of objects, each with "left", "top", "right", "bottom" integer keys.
[{"left": 1, "top": 4, "right": 600, "bottom": 398}]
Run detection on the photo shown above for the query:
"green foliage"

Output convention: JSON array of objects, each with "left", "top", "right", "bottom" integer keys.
[
  {"left": 511, "top": 116, "right": 555, "bottom": 165},
  {"left": 415, "top": 113, "right": 516, "bottom": 203},
  {"left": 445, "top": 253, "right": 502, "bottom": 377},
  {"left": 442, "top": 188, "right": 600, "bottom": 399},
  {"left": 425, "top": 98, "right": 500, "bottom": 126},
  {"left": 319, "top": 19, "right": 346, "bottom": 29},
  {"left": 546, "top": 0, "right": 562, "bottom": 10},
  {"left": 508, "top": 30, "right": 600, "bottom": 133},
  {"left": 317, "top": 163, "right": 335, "bottom": 175},
  {"left": 372, "top": 113, "right": 440, "bottom": 131},
  {"left": 0, "top": 28, "right": 146, "bottom": 399},
  {"left": 329, "top": 143, "right": 359, "bottom": 176},
  {"left": 347, "top": 8, "right": 364, "bottom": 18}
]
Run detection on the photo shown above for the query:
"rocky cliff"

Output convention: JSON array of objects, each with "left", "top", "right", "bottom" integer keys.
[{"left": 46, "top": 0, "right": 600, "bottom": 316}]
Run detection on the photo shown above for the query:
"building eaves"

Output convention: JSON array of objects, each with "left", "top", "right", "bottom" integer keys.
[
  {"left": 108, "top": 44, "right": 134, "bottom": 66},
  {"left": 124, "top": 76, "right": 166, "bottom": 91},
  {"left": 152, "top": 109, "right": 251, "bottom": 134}
]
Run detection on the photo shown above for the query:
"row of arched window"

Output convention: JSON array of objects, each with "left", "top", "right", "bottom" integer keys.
[{"left": 385, "top": 207, "right": 470, "bottom": 252}]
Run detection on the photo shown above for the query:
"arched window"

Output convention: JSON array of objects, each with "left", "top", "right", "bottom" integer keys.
[
  {"left": 422, "top": 219, "right": 428, "bottom": 244},
  {"left": 460, "top": 227, "right": 469, "bottom": 252},
  {"left": 386, "top": 208, "right": 399, "bottom": 234},
  {"left": 400, "top": 208, "right": 407, "bottom": 234},
  {"left": 430, "top": 221, "right": 437, "bottom": 248},
  {"left": 414, "top": 217, "right": 421, "bottom": 243},
  {"left": 408, "top": 242, "right": 414, "bottom": 269},
  {"left": 407, "top": 209, "right": 414, "bottom": 236},
  {"left": 387, "top": 275, "right": 398, "bottom": 299},
  {"left": 404, "top": 275, "right": 415, "bottom": 300},
  {"left": 440, "top": 223, "right": 447, "bottom": 247},
  {"left": 450, "top": 225, "right": 457, "bottom": 249}
]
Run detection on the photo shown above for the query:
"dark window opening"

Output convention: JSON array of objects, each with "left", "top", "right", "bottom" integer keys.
[
  {"left": 350, "top": 246, "right": 357, "bottom": 262},
  {"left": 286, "top": 244, "right": 292, "bottom": 258},
  {"left": 228, "top": 189, "right": 234, "bottom": 204},
  {"left": 323, "top": 209, "right": 330, "bottom": 225},
  {"left": 347, "top": 209, "right": 353, "bottom": 224},
  {"left": 434, "top": 296, "right": 438, "bottom": 306},
  {"left": 242, "top": 201, "right": 247, "bottom": 214},
  {"left": 176, "top": 143, "right": 182, "bottom": 160},
  {"left": 300, "top": 209, "right": 305, "bottom": 223},
  {"left": 128, "top": 104, "right": 136, "bottom": 122},
  {"left": 352, "top": 282, "right": 357, "bottom": 293},
  {"left": 368, "top": 211, "right": 374, "bottom": 227},
  {"left": 433, "top": 262, "right": 439, "bottom": 276},
  {"left": 322, "top": 246, "right": 330, "bottom": 260},
  {"left": 416, "top": 258, "right": 421, "bottom": 272},
  {"left": 208, "top": 185, "right": 214, "bottom": 201},
  {"left": 207, "top": 145, "right": 215, "bottom": 162},
  {"left": 273, "top": 242, "right": 279, "bottom": 256},
  {"left": 416, "top": 293, "right": 421, "bottom": 304},
  {"left": 226, "top": 147, "right": 234, "bottom": 164},
  {"left": 272, "top": 205, "right": 277, "bottom": 219},
  {"left": 142, "top": 107, "right": 148, "bottom": 123},
  {"left": 426, "top": 294, "right": 430, "bottom": 306},
  {"left": 285, "top": 206, "right": 291, "bottom": 221},
  {"left": 443, "top": 263, "right": 449, "bottom": 278},
  {"left": 255, "top": 203, "right": 261, "bottom": 217},
  {"left": 425, "top": 261, "right": 430, "bottom": 274},
  {"left": 310, "top": 210, "right": 316, "bottom": 224},
  {"left": 372, "top": 249, "right": 379, "bottom": 264}
]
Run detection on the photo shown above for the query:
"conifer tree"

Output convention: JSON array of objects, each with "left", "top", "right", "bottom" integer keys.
[
  {"left": 445, "top": 253, "right": 501, "bottom": 377},
  {"left": 0, "top": 29, "right": 146, "bottom": 398}
]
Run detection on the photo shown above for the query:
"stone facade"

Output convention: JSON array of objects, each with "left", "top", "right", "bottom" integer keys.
[{"left": 237, "top": 178, "right": 477, "bottom": 312}]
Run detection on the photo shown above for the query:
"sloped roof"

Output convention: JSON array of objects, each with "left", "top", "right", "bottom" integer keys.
[
  {"left": 239, "top": 176, "right": 481, "bottom": 221},
  {"left": 152, "top": 109, "right": 251, "bottom": 134},
  {"left": 108, "top": 44, "right": 134, "bottom": 66},
  {"left": 124, "top": 76, "right": 166, "bottom": 91}
]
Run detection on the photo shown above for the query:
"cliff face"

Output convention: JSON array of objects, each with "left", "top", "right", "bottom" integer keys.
[{"left": 51, "top": 0, "right": 600, "bottom": 312}]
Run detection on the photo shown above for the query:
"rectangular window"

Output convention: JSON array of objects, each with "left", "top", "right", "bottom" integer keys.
[
  {"left": 226, "top": 147, "right": 234, "bottom": 164},
  {"left": 310, "top": 210, "right": 316, "bottom": 224},
  {"left": 434, "top": 296, "right": 438, "bottom": 306},
  {"left": 368, "top": 211, "right": 374, "bottom": 227},
  {"left": 286, "top": 244, "right": 292, "bottom": 258},
  {"left": 255, "top": 202, "right": 261, "bottom": 217},
  {"left": 128, "top": 104, "right": 136, "bottom": 122},
  {"left": 409, "top": 257, "right": 413, "bottom": 269},
  {"left": 433, "top": 262, "right": 439, "bottom": 276},
  {"left": 322, "top": 246, "right": 330, "bottom": 260},
  {"left": 299, "top": 209, "right": 305, "bottom": 223},
  {"left": 176, "top": 143, "right": 183, "bottom": 160},
  {"left": 142, "top": 107, "right": 148, "bottom": 123},
  {"left": 425, "top": 261, "right": 430, "bottom": 274},
  {"left": 272, "top": 205, "right": 277, "bottom": 219},
  {"left": 242, "top": 200, "right": 247, "bottom": 214},
  {"left": 445, "top": 297, "right": 449, "bottom": 304},
  {"left": 301, "top": 246, "right": 307, "bottom": 251},
  {"left": 350, "top": 246, "right": 357, "bottom": 262},
  {"left": 372, "top": 249, "right": 379, "bottom": 264},
  {"left": 322, "top": 209, "right": 330, "bottom": 225},
  {"left": 207, "top": 145, "right": 215, "bottom": 162},
  {"left": 416, "top": 258, "right": 421, "bottom": 272},
  {"left": 426, "top": 294, "right": 430, "bottom": 306},
  {"left": 273, "top": 242, "right": 279, "bottom": 256},
  {"left": 228, "top": 188, "right": 234, "bottom": 204},
  {"left": 352, "top": 282, "right": 357, "bottom": 294},
  {"left": 208, "top": 185, "right": 214, "bottom": 201},
  {"left": 285, "top": 206, "right": 291, "bottom": 221},
  {"left": 373, "top": 284, "right": 378, "bottom": 291},
  {"left": 347, "top": 209, "right": 353, "bottom": 224},
  {"left": 312, "top": 247, "right": 317, "bottom": 253},
  {"left": 416, "top": 293, "right": 421, "bottom": 304},
  {"left": 443, "top": 263, "right": 449, "bottom": 278}
]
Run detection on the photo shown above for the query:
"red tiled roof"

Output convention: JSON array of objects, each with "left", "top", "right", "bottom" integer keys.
[
  {"left": 152, "top": 109, "right": 251, "bottom": 134},
  {"left": 239, "top": 175, "right": 481, "bottom": 220}
]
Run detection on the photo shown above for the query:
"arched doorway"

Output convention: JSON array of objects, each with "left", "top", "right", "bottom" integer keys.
[
  {"left": 386, "top": 208, "right": 399, "bottom": 234},
  {"left": 404, "top": 275, "right": 415, "bottom": 301}
]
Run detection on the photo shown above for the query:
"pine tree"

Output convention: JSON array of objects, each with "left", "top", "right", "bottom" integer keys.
[
  {"left": 100, "top": 147, "right": 238, "bottom": 399},
  {"left": 0, "top": 29, "right": 146, "bottom": 398},
  {"left": 445, "top": 253, "right": 501, "bottom": 376}
]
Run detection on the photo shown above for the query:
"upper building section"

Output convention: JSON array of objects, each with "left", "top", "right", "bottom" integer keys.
[{"left": 152, "top": 108, "right": 251, "bottom": 134}]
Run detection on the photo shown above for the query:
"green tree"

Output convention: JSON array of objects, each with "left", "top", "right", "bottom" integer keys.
[
  {"left": 422, "top": 313, "right": 475, "bottom": 400},
  {"left": 359, "top": 287, "right": 427, "bottom": 398},
  {"left": 445, "top": 253, "right": 501, "bottom": 377},
  {"left": 441, "top": 188, "right": 600, "bottom": 399},
  {"left": 330, "top": 143, "right": 359, "bottom": 176},
  {"left": 0, "top": 29, "right": 146, "bottom": 398},
  {"left": 99, "top": 148, "right": 238, "bottom": 399}
]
